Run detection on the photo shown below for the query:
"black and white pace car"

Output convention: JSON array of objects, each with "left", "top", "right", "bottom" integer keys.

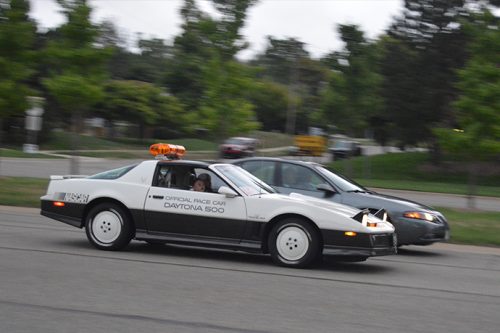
[{"left": 41, "top": 144, "right": 397, "bottom": 268}]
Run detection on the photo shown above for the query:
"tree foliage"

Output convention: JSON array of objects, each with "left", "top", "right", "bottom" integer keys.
[
  {"left": 43, "top": 0, "right": 110, "bottom": 126},
  {"left": 435, "top": 10, "right": 500, "bottom": 160},
  {"left": 0, "top": 0, "right": 36, "bottom": 118}
]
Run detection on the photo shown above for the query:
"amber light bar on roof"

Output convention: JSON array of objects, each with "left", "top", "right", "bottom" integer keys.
[{"left": 149, "top": 143, "right": 186, "bottom": 158}]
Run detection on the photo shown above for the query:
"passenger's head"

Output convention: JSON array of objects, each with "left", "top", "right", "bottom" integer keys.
[{"left": 193, "top": 173, "right": 211, "bottom": 192}]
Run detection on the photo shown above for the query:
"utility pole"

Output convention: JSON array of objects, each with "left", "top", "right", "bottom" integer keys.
[{"left": 286, "top": 58, "right": 299, "bottom": 135}]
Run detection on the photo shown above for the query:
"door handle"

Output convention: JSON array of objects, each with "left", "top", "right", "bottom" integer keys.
[{"left": 152, "top": 195, "right": 164, "bottom": 199}]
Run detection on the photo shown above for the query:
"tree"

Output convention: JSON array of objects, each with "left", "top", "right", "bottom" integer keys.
[
  {"left": 253, "top": 37, "right": 328, "bottom": 134},
  {"left": 434, "top": 10, "right": 500, "bottom": 206},
  {"left": 195, "top": 57, "right": 259, "bottom": 137},
  {"left": 247, "top": 80, "right": 290, "bottom": 132},
  {"left": 321, "top": 25, "right": 382, "bottom": 137},
  {"left": 166, "top": 0, "right": 259, "bottom": 139},
  {"left": 43, "top": 0, "right": 110, "bottom": 131},
  {"left": 0, "top": 0, "right": 36, "bottom": 123},
  {"left": 100, "top": 80, "right": 185, "bottom": 139},
  {"left": 386, "top": 0, "right": 469, "bottom": 151},
  {"left": 42, "top": 0, "right": 110, "bottom": 173}
]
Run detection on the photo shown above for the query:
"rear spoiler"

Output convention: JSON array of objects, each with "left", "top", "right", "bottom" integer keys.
[{"left": 50, "top": 175, "right": 88, "bottom": 180}]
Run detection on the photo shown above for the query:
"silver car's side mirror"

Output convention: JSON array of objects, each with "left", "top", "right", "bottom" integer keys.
[
  {"left": 316, "top": 183, "right": 335, "bottom": 193},
  {"left": 218, "top": 186, "right": 238, "bottom": 198}
]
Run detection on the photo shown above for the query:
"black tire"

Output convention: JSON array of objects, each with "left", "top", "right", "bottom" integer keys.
[
  {"left": 268, "top": 218, "right": 321, "bottom": 268},
  {"left": 85, "top": 203, "right": 133, "bottom": 251}
]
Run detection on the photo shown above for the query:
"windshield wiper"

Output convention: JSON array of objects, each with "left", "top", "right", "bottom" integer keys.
[{"left": 346, "top": 189, "right": 367, "bottom": 193}]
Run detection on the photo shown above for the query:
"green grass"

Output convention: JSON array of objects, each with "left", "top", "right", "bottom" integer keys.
[
  {"left": 438, "top": 207, "right": 500, "bottom": 246},
  {"left": 329, "top": 152, "right": 500, "bottom": 197},
  {"left": 0, "top": 177, "right": 49, "bottom": 208},
  {"left": 0, "top": 176, "right": 498, "bottom": 247},
  {"left": 358, "top": 179, "right": 500, "bottom": 197}
]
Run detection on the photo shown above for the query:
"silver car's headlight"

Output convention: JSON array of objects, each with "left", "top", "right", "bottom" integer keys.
[{"left": 403, "top": 211, "right": 436, "bottom": 223}]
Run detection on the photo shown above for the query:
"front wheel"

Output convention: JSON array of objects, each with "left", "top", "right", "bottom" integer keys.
[
  {"left": 268, "top": 218, "right": 321, "bottom": 268},
  {"left": 85, "top": 203, "right": 133, "bottom": 251}
]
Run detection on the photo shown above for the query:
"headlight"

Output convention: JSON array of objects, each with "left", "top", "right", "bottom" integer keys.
[{"left": 403, "top": 211, "right": 436, "bottom": 222}]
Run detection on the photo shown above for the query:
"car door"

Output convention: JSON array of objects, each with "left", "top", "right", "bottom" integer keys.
[
  {"left": 276, "top": 162, "right": 327, "bottom": 199},
  {"left": 144, "top": 164, "right": 247, "bottom": 241}
]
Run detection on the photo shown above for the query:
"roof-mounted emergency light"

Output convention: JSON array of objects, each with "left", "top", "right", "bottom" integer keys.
[{"left": 149, "top": 143, "right": 186, "bottom": 159}]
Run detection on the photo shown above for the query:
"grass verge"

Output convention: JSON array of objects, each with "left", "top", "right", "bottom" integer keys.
[
  {"left": 0, "top": 177, "right": 48, "bottom": 208},
  {"left": 359, "top": 179, "right": 500, "bottom": 197},
  {"left": 437, "top": 207, "right": 500, "bottom": 247},
  {"left": 329, "top": 152, "right": 500, "bottom": 197},
  {"left": 0, "top": 177, "right": 498, "bottom": 247}
]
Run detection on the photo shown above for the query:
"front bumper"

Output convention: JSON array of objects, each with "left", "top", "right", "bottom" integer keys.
[
  {"left": 322, "top": 231, "right": 397, "bottom": 257},
  {"left": 394, "top": 216, "right": 450, "bottom": 245}
]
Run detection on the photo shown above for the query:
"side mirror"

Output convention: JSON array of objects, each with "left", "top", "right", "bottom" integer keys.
[
  {"left": 218, "top": 186, "right": 238, "bottom": 198},
  {"left": 316, "top": 183, "right": 336, "bottom": 196}
]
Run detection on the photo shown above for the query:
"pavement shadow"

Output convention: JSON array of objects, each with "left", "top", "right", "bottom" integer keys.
[
  {"left": 397, "top": 247, "right": 443, "bottom": 257},
  {"left": 318, "top": 258, "right": 395, "bottom": 274},
  {"left": 129, "top": 241, "right": 273, "bottom": 266}
]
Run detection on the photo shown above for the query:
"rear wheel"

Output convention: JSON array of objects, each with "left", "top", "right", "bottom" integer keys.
[
  {"left": 85, "top": 203, "right": 133, "bottom": 251},
  {"left": 268, "top": 218, "right": 321, "bottom": 268}
]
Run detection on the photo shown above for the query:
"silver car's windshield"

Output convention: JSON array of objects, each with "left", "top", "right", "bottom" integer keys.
[
  {"left": 315, "top": 166, "right": 366, "bottom": 192},
  {"left": 214, "top": 164, "right": 274, "bottom": 196}
]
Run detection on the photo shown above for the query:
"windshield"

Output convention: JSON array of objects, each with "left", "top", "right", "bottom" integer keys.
[
  {"left": 315, "top": 166, "right": 367, "bottom": 192},
  {"left": 226, "top": 138, "right": 246, "bottom": 145},
  {"left": 334, "top": 140, "right": 351, "bottom": 149},
  {"left": 214, "top": 164, "right": 275, "bottom": 196}
]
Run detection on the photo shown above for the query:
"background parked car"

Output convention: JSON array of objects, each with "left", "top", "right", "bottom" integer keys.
[
  {"left": 219, "top": 137, "right": 258, "bottom": 159},
  {"left": 329, "top": 139, "right": 363, "bottom": 159},
  {"left": 232, "top": 157, "right": 450, "bottom": 246}
]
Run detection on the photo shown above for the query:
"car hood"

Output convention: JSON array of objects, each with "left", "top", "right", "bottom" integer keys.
[
  {"left": 352, "top": 190, "right": 434, "bottom": 211},
  {"left": 221, "top": 144, "right": 246, "bottom": 149},
  {"left": 276, "top": 192, "right": 361, "bottom": 219}
]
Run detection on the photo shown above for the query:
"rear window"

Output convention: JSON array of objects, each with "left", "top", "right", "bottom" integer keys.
[{"left": 88, "top": 164, "right": 137, "bottom": 180}]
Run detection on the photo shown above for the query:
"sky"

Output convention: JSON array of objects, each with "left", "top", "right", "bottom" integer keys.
[{"left": 29, "top": 0, "right": 404, "bottom": 59}]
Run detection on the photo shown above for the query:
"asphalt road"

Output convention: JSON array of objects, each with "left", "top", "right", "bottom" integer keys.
[
  {"left": 2, "top": 157, "right": 499, "bottom": 211},
  {"left": 1, "top": 206, "right": 499, "bottom": 333}
]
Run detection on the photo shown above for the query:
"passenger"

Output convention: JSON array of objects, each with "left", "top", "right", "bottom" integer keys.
[{"left": 193, "top": 173, "right": 212, "bottom": 192}]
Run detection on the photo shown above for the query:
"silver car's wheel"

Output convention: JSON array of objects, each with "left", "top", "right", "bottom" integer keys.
[
  {"left": 268, "top": 218, "right": 321, "bottom": 268},
  {"left": 85, "top": 203, "right": 133, "bottom": 251}
]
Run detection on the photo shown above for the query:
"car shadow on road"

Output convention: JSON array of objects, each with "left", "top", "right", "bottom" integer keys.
[
  {"left": 318, "top": 258, "right": 395, "bottom": 274},
  {"left": 397, "top": 247, "right": 443, "bottom": 257},
  {"left": 130, "top": 242, "right": 274, "bottom": 266},
  {"left": 52, "top": 239, "right": 397, "bottom": 273}
]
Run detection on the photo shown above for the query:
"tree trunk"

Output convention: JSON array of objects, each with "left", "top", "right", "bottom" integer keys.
[
  {"left": 70, "top": 112, "right": 81, "bottom": 175},
  {"left": 467, "top": 162, "right": 477, "bottom": 210}
]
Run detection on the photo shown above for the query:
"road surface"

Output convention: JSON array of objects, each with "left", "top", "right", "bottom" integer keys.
[{"left": 1, "top": 206, "right": 499, "bottom": 333}]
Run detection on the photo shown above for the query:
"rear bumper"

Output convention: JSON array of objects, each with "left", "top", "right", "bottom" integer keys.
[{"left": 40, "top": 199, "right": 85, "bottom": 228}]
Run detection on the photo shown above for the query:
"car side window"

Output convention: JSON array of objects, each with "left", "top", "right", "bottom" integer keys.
[
  {"left": 239, "top": 161, "right": 276, "bottom": 186},
  {"left": 154, "top": 165, "right": 195, "bottom": 190},
  {"left": 193, "top": 168, "right": 226, "bottom": 193},
  {"left": 281, "top": 164, "right": 324, "bottom": 191}
]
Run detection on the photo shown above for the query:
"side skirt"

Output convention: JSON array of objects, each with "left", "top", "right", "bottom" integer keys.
[{"left": 135, "top": 230, "right": 262, "bottom": 253}]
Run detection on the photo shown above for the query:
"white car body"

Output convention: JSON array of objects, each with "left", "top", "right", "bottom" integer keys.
[{"left": 41, "top": 159, "right": 396, "bottom": 267}]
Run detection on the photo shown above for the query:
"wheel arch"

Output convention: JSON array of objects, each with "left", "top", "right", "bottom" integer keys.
[
  {"left": 83, "top": 197, "right": 136, "bottom": 235},
  {"left": 261, "top": 213, "right": 323, "bottom": 254}
]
